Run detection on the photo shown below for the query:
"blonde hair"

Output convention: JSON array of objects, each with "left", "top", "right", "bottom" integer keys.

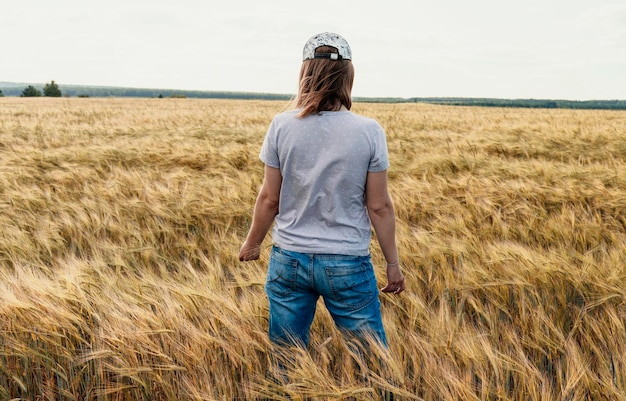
[{"left": 295, "top": 46, "right": 354, "bottom": 118}]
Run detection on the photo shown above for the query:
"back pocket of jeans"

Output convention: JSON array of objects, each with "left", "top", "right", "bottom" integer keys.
[
  {"left": 325, "top": 261, "right": 376, "bottom": 309},
  {"left": 266, "top": 250, "right": 299, "bottom": 296}
]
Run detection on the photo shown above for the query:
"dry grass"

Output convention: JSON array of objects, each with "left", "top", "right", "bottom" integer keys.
[{"left": 1, "top": 97, "right": 625, "bottom": 400}]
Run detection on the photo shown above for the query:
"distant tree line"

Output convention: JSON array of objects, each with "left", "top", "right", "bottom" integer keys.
[
  {"left": 52, "top": 86, "right": 293, "bottom": 101},
  {"left": 401, "top": 97, "right": 626, "bottom": 111},
  {"left": 1, "top": 82, "right": 625, "bottom": 110},
  {"left": 1, "top": 83, "right": 293, "bottom": 101}
]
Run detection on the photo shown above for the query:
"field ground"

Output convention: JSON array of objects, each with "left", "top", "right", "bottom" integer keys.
[{"left": 1, "top": 98, "right": 626, "bottom": 400}]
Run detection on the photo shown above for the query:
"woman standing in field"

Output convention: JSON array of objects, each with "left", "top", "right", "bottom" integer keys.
[{"left": 239, "top": 32, "right": 405, "bottom": 349}]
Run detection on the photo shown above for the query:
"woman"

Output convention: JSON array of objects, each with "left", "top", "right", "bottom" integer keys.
[{"left": 239, "top": 32, "right": 405, "bottom": 349}]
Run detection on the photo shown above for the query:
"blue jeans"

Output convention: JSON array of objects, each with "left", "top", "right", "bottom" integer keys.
[{"left": 265, "top": 246, "right": 387, "bottom": 348}]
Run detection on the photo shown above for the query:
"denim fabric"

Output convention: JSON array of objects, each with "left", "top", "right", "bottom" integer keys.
[{"left": 265, "top": 246, "right": 388, "bottom": 348}]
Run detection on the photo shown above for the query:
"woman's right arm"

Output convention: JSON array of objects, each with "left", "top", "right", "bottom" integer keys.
[
  {"left": 365, "top": 170, "right": 405, "bottom": 294},
  {"left": 239, "top": 165, "right": 282, "bottom": 261}
]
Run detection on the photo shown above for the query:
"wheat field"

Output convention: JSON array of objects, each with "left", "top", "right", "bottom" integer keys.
[{"left": 1, "top": 97, "right": 625, "bottom": 400}]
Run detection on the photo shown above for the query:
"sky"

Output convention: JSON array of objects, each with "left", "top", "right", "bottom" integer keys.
[{"left": 2, "top": 0, "right": 625, "bottom": 100}]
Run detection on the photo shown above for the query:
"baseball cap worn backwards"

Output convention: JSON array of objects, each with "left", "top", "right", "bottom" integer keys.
[{"left": 302, "top": 32, "right": 352, "bottom": 61}]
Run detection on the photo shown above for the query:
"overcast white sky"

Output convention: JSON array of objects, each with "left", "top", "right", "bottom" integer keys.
[{"left": 2, "top": 0, "right": 625, "bottom": 100}]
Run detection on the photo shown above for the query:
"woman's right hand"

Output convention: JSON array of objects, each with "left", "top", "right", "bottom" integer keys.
[{"left": 238, "top": 241, "right": 261, "bottom": 261}]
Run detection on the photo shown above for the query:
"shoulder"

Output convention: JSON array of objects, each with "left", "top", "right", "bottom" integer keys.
[
  {"left": 346, "top": 112, "right": 382, "bottom": 126},
  {"left": 271, "top": 109, "right": 300, "bottom": 124},
  {"left": 266, "top": 110, "right": 300, "bottom": 138},
  {"left": 344, "top": 112, "right": 385, "bottom": 136}
]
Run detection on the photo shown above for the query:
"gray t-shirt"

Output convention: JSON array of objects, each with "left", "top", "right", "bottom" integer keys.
[{"left": 259, "top": 109, "right": 390, "bottom": 256}]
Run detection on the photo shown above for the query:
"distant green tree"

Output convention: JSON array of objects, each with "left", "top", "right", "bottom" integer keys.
[
  {"left": 43, "top": 80, "right": 62, "bottom": 97},
  {"left": 21, "top": 85, "right": 42, "bottom": 97},
  {"left": 545, "top": 101, "right": 558, "bottom": 109},
  {"left": 0, "top": 89, "right": 4, "bottom": 97}
]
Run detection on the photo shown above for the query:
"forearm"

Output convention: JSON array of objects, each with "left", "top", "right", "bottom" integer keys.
[
  {"left": 368, "top": 204, "right": 398, "bottom": 264},
  {"left": 369, "top": 202, "right": 406, "bottom": 294},
  {"left": 245, "top": 195, "right": 279, "bottom": 245}
]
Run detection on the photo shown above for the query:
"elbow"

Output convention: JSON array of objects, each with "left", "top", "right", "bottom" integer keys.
[
  {"left": 259, "top": 192, "right": 280, "bottom": 214},
  {"left": 367, "top": 200, "right": 394, "bottom": 219},
  {"left": 268, "top": 199, "right": 280, "bottom": 215}
]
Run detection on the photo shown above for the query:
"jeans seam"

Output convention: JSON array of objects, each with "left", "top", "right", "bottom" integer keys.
[{"left": 307, "top": 258, "right": 314, "bottom": 291}]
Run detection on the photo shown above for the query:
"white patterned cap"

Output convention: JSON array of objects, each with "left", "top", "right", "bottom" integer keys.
[{"left": 302, "top": 32, "right": 352, "bottom": 61}]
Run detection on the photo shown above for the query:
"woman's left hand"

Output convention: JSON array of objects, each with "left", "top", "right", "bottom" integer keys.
[{"left": 381, "top": 264, "right": 406, "bottom": 295}]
